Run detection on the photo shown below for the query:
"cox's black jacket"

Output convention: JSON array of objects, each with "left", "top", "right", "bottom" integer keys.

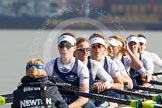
[{"left": 11, "top": 76, "right": 68, "bottom": 108}]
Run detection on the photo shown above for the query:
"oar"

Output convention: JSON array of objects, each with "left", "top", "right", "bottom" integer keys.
[
  {"left": 60, "top": 88, "right": 162, "bottom": 108},
  {"left": 130, "top": 74, "right": 162, "bottom": 93},
  {"left": 149, "top": 80, "right": 162, "bottom": 86},
  {"left": 153, "top": 72, "right": 162, "bottom": 76},
  {"left": 1, "top": 82, "right": 162, "bottom": 107},
  {"left": 109, "top": 89, "right": 162, "bottom": 104},
  {"left": 59, "top": 88, "right": 143, "bottom": 108},
  {"left": 0, "top": 91, "right": 142, "bottom": 108},
  {"left": 131, "top": 73, "right": 162, "bottom": 86},
  {"left": 133, "top": 85, "right": 162, "bottom": 93},
  {"left": 0, "top": 94, "right": 13, "bottom": 105},
  {"left": 1, "top": 91, "right": 162, "bottom": 108},
  {"left": 1, "top": 89, "right": 162, "bottom": 108}
]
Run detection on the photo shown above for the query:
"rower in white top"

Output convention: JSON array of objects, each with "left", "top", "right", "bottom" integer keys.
[
  {"left": 122, "top": 35, "right": 154, "bottom": 89},
  {"left": 138, "top": 34, "right": 162, "bottom": 80}
]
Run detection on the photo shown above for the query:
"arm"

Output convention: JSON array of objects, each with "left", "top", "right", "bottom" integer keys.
[
  {"left": 94, "top": 65, "right": 114, "bottom": 93},
  {"left": 68, "top": 64, "right": 89, "bottom": 108},
  {"left": 109, "top": 60, "right": 124, "bottom": 90},
  {"left": 68, "top": 83, "right": 89, "bottom": 108},
  {"left": 115, "top": 59, "right": 133, "bottom": 89},
  {"left": 140, "top": 55, "right": 154, "bottom": 82},
  {"left": 151, "top": 53, "right": 162, "bottom": 79},
  {"left": 122, "top": 74, "right": 133, "bottom": 89},
  {"left": 151, "top": 53, "right": 162, "bottom": 71},
  {"left": 95, "top": 61, "right": 114, "bottom": 88},
  {"left": 125, "top": 41, "right": 143, "bottom": 69},
  {"left": 142, "top": 55, "right": 154, "bottom": 75},
  {"left": 111, "top": 76, "right": 124, "bottom": 90},
  {"left": 45, "top": 60, "right": 55, "bottom": 76}
]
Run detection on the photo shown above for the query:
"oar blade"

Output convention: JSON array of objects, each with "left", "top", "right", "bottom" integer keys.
[{"left": 0, "top": 96, "right": 5, "bottom": 105}]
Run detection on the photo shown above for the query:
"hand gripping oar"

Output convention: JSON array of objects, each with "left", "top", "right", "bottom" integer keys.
[
  {"left": 109, "top": 89, "right": 162, "bottom": 104},
  {"left": 131, "top": 74, "right": 162, "bottom": 93},
  {"left": 0, "top": 94, "right": 13, "bottom": 105},
  {"left": 131, "top": 73, "right": 162, "bottom": 85}
]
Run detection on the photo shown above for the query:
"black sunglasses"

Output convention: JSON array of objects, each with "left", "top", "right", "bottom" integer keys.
[
  {"left": 77, "top": 48, "right": 90, "bottom": 52},
  {"left": 58, "top": 44, "right": 74, "bottom": 49}
]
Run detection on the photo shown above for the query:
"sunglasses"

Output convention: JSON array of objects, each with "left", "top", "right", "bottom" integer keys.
[
  {"left": 77, "top": 48, "right": 90, "bottom": 52},
  {"left": 26, "top": 65, "right": 45, "bottom": 70},
  {"left": 139, "top": 42, "right": 144, "bottom": 46},
  {"left": 91, "top": 44, "right": 104, "bottom": 49},
  {"left": 58, "top": 44, "right": 74, "bottom": 49}
]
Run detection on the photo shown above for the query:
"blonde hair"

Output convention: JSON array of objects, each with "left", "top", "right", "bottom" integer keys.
[
  {"left": 103, "top": 38, "right": 110, "bottom": 55},
  {"left": 26, "top": 58, "right": 46, "bottom": 78},
  {"left": 108, "top": 35, "right": 127, "bottom": 56}
]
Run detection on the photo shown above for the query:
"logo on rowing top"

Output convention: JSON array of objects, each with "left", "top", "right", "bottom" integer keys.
[{"left": 66, "top": 75, "right": 78, "bottom": 82}]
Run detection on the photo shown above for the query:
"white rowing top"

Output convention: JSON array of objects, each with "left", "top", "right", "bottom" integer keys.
[
  {"left": 45, "top": 57, "right": 89, "bottom": 84},
  {"left": 122, "top": 53, "right": 154, "bottom": 75},
  {"left": 143, "top": 51, "right": 162, "bottom": 78}
]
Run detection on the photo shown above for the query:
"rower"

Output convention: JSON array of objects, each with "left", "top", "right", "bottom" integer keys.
[
  {"left": 89, "top": 33, "right": 123, "bottom": 107},
  {"left": 122, "top": 35, "right": 154, "bottom": 93},
  {"left": 138, "top": 34, "right": 162, "bottom": 80}
]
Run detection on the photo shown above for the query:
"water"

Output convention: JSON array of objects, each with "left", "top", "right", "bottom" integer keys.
[{"left": 0, "top": 29, "right": 162, "bottom": 107}]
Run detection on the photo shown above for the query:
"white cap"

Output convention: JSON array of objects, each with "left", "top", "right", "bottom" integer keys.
[
  {"left": 127, "top": 37, "right": 139, "bottom": 43},
  {"left": 57, "top": 35, "right": 76, "bottom": 45},
  {"left": 138, "top": 37, "right": 147, "bottom": 44},
  {"left": 89, "top": 37, "right": 106, "bottom": 46},
  {"left": 108, "top": 38, "right": 123, "bottom": 47}
]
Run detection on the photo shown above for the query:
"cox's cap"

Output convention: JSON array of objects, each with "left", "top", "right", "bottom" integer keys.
[
  {"left": 108, "top": 38, "right": 122, "bottom": 47},
  {"left": 127, "top": 37, "right": 139, "bottom": 43},
  {"left": 138, "top": 37, "right": 147, "bottom": 44},
  {"left": 57, "top": 35, "right": 76, "bottom": 45},
  {"left": 89, "top": 37, "right": 106, "bottom": 46}
]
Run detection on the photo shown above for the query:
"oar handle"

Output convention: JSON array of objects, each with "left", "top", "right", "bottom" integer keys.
[
  {"left": 130, "top": 72, "right": 162, "bottom": 77},
  {"left": 153, "top": 72, "right": 162, "bottom": 76},
  {"left": 133, "top": 86, "right": 162, "bottom": 93},
  {"left": 149, "top": 80, "right": 162, "bottom": 85},
  {"left": 131, "top": 73, "right": 162, "bottom": 86}
]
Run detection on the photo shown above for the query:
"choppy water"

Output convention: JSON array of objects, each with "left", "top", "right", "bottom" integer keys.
[{"left": 0, "top": 29, "right": 162, "bottom": 107}]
